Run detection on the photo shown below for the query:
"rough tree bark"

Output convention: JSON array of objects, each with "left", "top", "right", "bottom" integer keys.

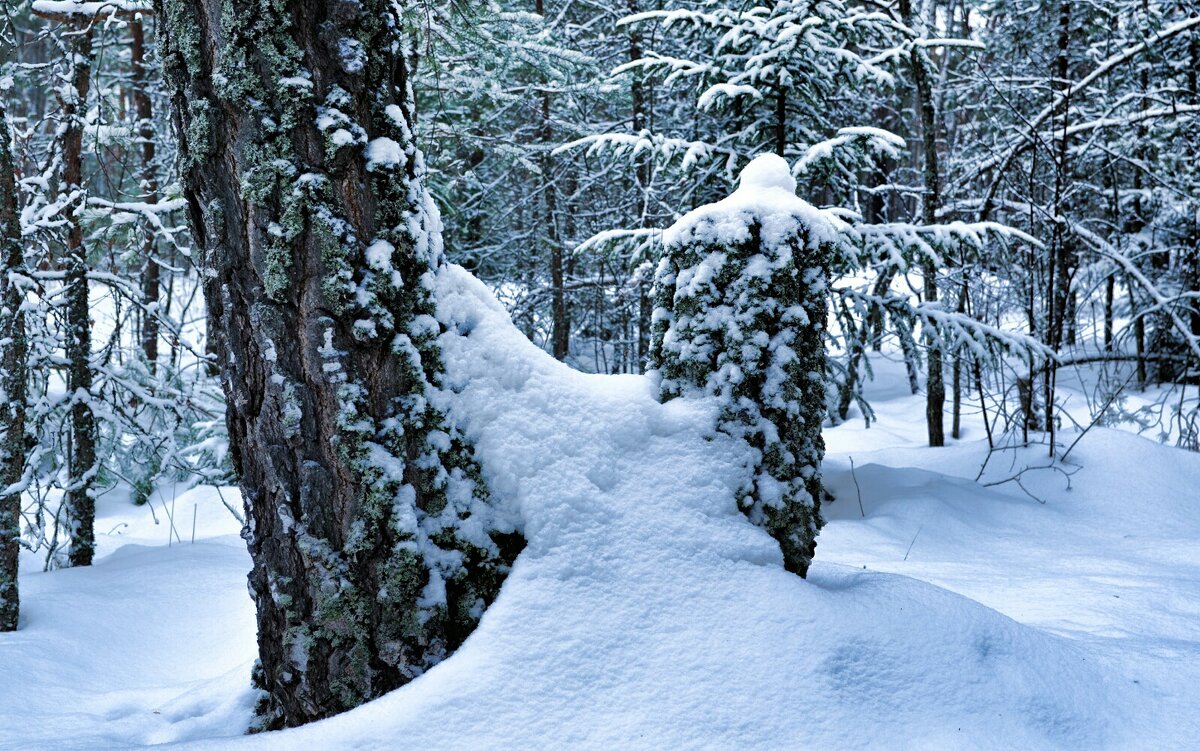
[
  {"left": 61, "top": 19, "right": 97, "bottom": 568},
  {"left": 156, "top": 0, "right": 522, "bottom": 729},
  {"left": 0, "top": 102, "right": 27, "bottom": 632}
]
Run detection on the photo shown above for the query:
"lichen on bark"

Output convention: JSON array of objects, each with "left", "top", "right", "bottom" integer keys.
[
  {"left": 650, "top": 155, "right": 832, "bottom": 577},
  {"left": 156, "top": 0, "right": 522, "bottom": 729}
]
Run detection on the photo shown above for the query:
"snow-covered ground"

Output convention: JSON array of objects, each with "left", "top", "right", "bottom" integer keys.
[{"left": 2, "top": 265, "right": 1198, "bottom": 750}]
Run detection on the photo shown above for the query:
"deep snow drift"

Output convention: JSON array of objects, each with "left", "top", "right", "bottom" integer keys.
[{"left": 2, "top": 265, "right": 1198, "bottom": 750}]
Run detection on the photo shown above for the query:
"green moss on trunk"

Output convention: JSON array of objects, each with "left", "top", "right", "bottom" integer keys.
[
  {"left": 650, "top": 158, "right": 831, "bottom": 577},
  {"left": 157, "top": 0, "right": 522, "bottom": 729}
]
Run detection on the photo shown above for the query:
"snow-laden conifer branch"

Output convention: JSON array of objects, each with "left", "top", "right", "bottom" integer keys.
[
  {"left": 970, "top": 15, "right": 1200, "bottom": 216},
  {"left": 555, "top": 132, "right": 741, "bottom": 175},
  {"left": 30, "top": 1, "right": 152, "bottom": 23},
  {"left": 1068, "top": 223, "right": 1200, "bottom": 363},
  {"left": 795, "top": 127, "right": 907, "bottom": 174},
  {"left": 835, "top": 287, "right": 1056, "bottom": 364}
]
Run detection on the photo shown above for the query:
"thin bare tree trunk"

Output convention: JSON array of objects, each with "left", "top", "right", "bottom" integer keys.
[
  {"left": 131, "top": 18, "right": 161, "bottom": 368},
  {"left": 1104, "top": 274, "right": 1114, "bottom": 351},
  {"left": 62, "top": 21, "right": 96, "bottom": 568},
  {"left": 774, "top": 86, "right": 787, "bottom": 157},
  {"left": 900, "top": 0, "right": 945, "bottom": 447},
  {"left": 952, "top": 280, "right": 968, "bottom": 439},
  {"left": 629, "top": 0, "right": 654, "bottom": 370},
  {"left": 0, "top": 102, "right": 27, "bottom": 631},
  {"left": 1044, "top": 0, "right": 1073, "bottom": 455},
  {"left": 537, "top": 0, "right": 569, "bottom": 361}
]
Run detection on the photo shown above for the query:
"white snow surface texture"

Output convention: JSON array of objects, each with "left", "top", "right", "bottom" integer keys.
[{"left": 3, "top": 264, "right": 1199, "bottom": 749}]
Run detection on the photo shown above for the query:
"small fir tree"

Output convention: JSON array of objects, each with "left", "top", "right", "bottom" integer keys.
[{"left": 651, "top": 154, "right": 832, "bottom": 576}]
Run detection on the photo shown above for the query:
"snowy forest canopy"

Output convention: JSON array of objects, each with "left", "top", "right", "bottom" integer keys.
[{"left": 0, "top": 0, "right": 1198, "bottom": 744}]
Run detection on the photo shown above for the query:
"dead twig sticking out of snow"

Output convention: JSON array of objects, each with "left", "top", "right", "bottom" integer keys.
[
  {"left": 849, "top": 456, "right": 866, "bottom": 518},
  {"left": 1060, "top": 370, "right": 1139, "bottom": 463},
  {"left": 982, "top": 462, "right": 1080, "bottom": 504},
  {"left": 213, "top": 485, "right": 245, "bottom": 526},
  {"left": 903, "top": 525, "right": 922, "bottom": 561}
]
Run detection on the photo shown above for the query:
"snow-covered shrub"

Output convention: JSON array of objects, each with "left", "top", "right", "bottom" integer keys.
[{"left": 650, "top": 154, "right": 835, "bottom": 577}]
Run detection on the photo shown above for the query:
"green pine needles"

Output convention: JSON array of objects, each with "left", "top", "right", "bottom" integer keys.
[{"left": 651, "top": 154, "right": 832, "bottom": 577}]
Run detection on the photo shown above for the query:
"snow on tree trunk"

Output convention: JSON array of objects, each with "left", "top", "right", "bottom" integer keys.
[
  {"left": 0, "top": 103, "right": 26, "bottom": 632},
  {"left": 899, "top": 0, "right": 947, "bottom": 449},
  {"left": 61, "top": 21, "right": 97, "bottom": 568},
  {"left": 130, "top": 17, "right": 161, "bottom": 369},
  {"left": 155, "top": 0, "right": 522, "bottom": 729},
  {"left": 650, "top": 154, "right": 832, "bottom": 577}
]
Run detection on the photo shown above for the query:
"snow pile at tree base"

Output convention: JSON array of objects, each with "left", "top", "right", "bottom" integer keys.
[
  {"left": 175, "top": 267, "right": 1123, "bottom": 750},
  {"left": 0, "top": 523, "right": 257, "bottom": 750},
  {"left": 6, "top": 266, "right": 1194, "bottom": 750}
]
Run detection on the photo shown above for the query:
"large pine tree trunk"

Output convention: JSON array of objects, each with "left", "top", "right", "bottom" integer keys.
[
  {"left": 156, "top": 0, "right": 521, "bottom": 729},
  {"left": 0, "top": 103, "right": 27, "bottom": 632}
]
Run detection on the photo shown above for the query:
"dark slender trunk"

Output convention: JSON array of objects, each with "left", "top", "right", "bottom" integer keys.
[
  {"left": 157, "top": 0, "right": 520, "bottom": 729},
  {"left": 900, "top": 0, "right": 944, "bottom": 447},
  {"left": 131, "top": 18, "right": 161, "bottom": 368},
  {"left": 1134, "top": 286, "right": 1147, "bottom": 387},
  {"left": 866, "top": 109, "right": 897, "bottom": 353},
  {"left": 837, "top": 301, "right": 864, "bottom": 422},
  {"left": 868, "top": 269, "right": 894, "bottom": 352},
  {"left": 1189, "top": 32, "right": 1200, "bottom": 338},
  {"left": 63, "top": 23, "right": 96, "bottom": 568},
  {"left": 774, "top": 86, "right": 787, "bottom": 157},
  {"left": 899, "top": 325, "right": 922, "bottom": 395},
  {"left": 545, "top": 128, "right": 567, "bottom": 359},
  {"left": 537, "top": 0, "right": 568, "bottom": 360},
  {"left": 0, "top": 103, "right": 27, "bottom": 631},
  {"left": 975, "top": 360, "right": 993, "bottom": 450},
  {"left": 1044, "top": 0, "right": 1073, "bottom": 454},
  {"left": 1065, "top": 291, "right": 1077, "bottom": 346},
  {"left": 1136, "top": 0, "right": 1165, "bottom": 276},
  {"left": 628, "top": 0, "right": 647, "bottom": 188},
  {"left": 952, "top": 280, "right": 968, "bottom": 439},
  {"left": 1104, "top": 162, "right": 1120, "bottom": 354},
  {"left": 629, "top": 0, "right": 653, "bottom": 370},
  {"left": 1104, "top": 274, "right": 1114, "bottom": 351},
  {"left": 548, "top": 197, "right": 568, "bottom": 360}
]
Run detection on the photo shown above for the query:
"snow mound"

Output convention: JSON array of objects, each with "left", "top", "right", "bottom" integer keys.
[
  {"left": 662, "top": 154, "right": 838, "bottom": 250},
  {"left": 0, "top": 543, "right": 257, "bottom": 751},
  {"left": 737, "top": 152, "right": 796, "bottom": 193},
  {"left": 158, "top": 266, "right": 1128, "bottom": 750}
]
